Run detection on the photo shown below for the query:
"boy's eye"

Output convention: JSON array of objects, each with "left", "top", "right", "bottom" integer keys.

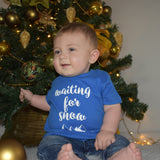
[
  {"left": 54, "top": 50, "right": 61, "bottom": 54},
  {"left": 69, "top": 48, "right": 75, "bottom": 52}
]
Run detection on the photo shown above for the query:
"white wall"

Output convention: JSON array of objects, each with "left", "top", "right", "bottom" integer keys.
[{"left": 106, "top": 0, "right": 160, "bottom": 133}]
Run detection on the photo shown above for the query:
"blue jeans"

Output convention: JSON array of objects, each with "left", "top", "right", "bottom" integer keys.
[{"left": 37, "top": 134, "right": 130, "bottom": 160}]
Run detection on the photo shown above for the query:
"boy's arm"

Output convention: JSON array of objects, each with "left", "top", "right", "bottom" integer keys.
[
  {"left": 101, "top": 103, "right": 121, "bottom": 133},
  {"left": 20, "top": 88, "right": 50, "bottom": 111},
  {"left": 95, "top": 104, "right": 121, "bottom": 150},
  {"left": 31, "top": 94, "right": 50, "bottom": 111}
]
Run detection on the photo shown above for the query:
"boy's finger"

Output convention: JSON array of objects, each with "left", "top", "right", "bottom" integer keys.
[
  {"left": 111, "top": 138, "right": 116, "bottom": 144},
  {"left": 94, "top": 140, "right": 99, "bottom": 151},
  {"left": 21, "top": 88, "right": 25, "bottom": 93},
  {"left": 19, "top": 95, "right": 24, "bottom": 102}
]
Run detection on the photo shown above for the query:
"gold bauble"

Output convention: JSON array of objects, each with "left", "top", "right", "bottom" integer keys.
[
  {"left": 0, "top": 14, "right": 4, "bottom": 24},
  {"left": 103, "top": 6, "right": 112, "bottom": 16},
  {"left": 0, "top": 41, "right": 10, "bottom": 55},
  {"left": 25, "top": 7, "right": 39, "bottom": 22},
  {"left": 0, "top": 139, "right": 26, "bottom": 160},
  {"left": 89, "top": 1, "right": 103, "bottom": 15},
  {"left": 66, "top": 7, "right": 76, "bottom": 23},
  {"left": 110, "top": 46, "right": 120, "bottom": 58},
  {"left": 116, "top": 46, "right": 121, "bottom": 54},
  {"left": 20, "top": 29, "right": 31, "bottom": 48},
  {"left": 44, "top": 52, "right": 54, "bottom": 71},
  {"left": 5, "top": 11, "right": 20, "bottom": 28},
  {"left": 105, "top": 22, "right": 112, "bottom": 29}
]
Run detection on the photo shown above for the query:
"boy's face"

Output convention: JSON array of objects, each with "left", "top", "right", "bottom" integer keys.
[{"left": 53, "top": 32, "right": 95, "bottom": 77}]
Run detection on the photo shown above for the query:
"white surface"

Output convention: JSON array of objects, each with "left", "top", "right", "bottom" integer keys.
[{"left": 106, "top": 0, "right": 160, "bottom": 133}]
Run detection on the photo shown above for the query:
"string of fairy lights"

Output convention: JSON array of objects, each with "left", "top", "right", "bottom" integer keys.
[{"left": 121, "top": 114, "right": 160, "bottom": 146}]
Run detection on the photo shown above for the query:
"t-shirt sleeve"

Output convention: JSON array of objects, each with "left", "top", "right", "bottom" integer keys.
[
  {"left": 101, "top": 72, "right": 122, "bottom": 105},
  {"left": 46, "top": 81, "right": 55, "bottom": 107}
]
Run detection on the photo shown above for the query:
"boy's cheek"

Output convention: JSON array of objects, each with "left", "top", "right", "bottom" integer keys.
[
  {"left": 53, "top": 59, "right": 57, "bottom": 67},
  {"left": 53, "top": 60, "right": 61, "bottom": 73}
]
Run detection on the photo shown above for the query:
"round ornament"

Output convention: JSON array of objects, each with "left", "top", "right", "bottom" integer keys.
[
  {"left": 103, "top": 6, "right": 112, "bottom": 16},
  {"left": 0, "top": 139, "right": 26, "bottom": 160},
  {"left": 5, "top": 11, "right": 20, "bottom": 28},
  {"left": 110, "top": 46, "right": 120, "bottom": 58},
  {"left": 25, "top": 7, "right": 39, "bottom": 22},
  {"left": 44, "top": 52, "right": 54, "bottom": 71},
  {"left": 0, "top": 14, "right": 4, "bottom": 24},
  {"left": 21, "top": 61, "right": 43, "bottom": 82},
  {"left": 89, "top": 1, "right": 103, "bottom": 15},
  {"left": 0, "top": 41, "right": 10, "bottom": 56},
  {"left": 105, "top": 22, "right": 112, "bottom": 29}
]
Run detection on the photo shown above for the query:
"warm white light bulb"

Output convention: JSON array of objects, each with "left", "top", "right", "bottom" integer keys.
[{"left": 2, "top": 151, "right": 12, "bottom": 160}]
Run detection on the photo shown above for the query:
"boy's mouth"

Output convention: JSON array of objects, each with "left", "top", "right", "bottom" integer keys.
[{"left": 61, "top": 64, "right": 70, "bottom": 67}]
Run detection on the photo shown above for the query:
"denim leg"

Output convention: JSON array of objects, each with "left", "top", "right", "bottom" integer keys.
[
  {"left": 37, "top": 134, "right": 129, "bottom": 160},
  {"left": 104, "top": 134, "right": 130, "bottom": 159},
  {"left": 70, "top": 140, "right": 88, "bottom": 160},
  {"left": 37, "top": 135, "right": 69, "bottom": 160},
  {"left": 84, "top": 139, "right": 104, "bottom": 160},
  {"left": 84, "top": 135, "right": 130, "bottom": 160},
  {"left": 37, "top": 135, "right": 88, "bottom": 160}
]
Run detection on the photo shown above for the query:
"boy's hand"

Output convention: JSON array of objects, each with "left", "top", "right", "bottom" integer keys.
[
  {"left": 19, "top": 88, "right": 33, "bottom": 103},
  {"left": 94, "top": 130, "right": 116, "bottom": 151}
]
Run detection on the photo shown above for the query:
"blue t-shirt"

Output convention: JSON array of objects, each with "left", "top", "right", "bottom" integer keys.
[{"left": 45, "top": 69, "right": 122, "bottom": 140}]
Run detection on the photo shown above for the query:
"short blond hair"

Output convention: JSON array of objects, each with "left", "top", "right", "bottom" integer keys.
[{"left": 54, "top": 22, "right": 98, "bottom": 49}]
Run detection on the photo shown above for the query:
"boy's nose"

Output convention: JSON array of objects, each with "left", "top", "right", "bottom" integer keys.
[{"left": 60, "top": 52, "right": 67, "bottom": 59}]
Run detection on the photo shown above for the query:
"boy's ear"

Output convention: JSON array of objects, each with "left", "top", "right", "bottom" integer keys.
[{"left": 89, "top": 49, "right": 100, "bottom": 64}]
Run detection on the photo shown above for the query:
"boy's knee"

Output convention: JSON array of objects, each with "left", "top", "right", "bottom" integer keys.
[{"left": 114, "top": 134, "right": 130, "bottom": 147}]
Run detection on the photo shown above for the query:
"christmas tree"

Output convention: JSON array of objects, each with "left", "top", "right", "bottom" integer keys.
[{"left": 0, "top": 0, "right": 148, "bottom": 145}]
